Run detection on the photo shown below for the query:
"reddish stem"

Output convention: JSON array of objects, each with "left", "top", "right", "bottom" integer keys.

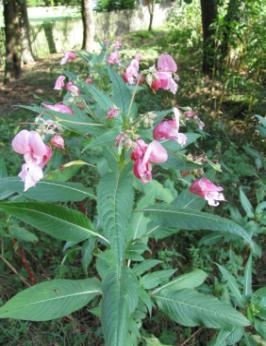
[{"left": 18, "top": 246, "right": 37, "bottom": 285}]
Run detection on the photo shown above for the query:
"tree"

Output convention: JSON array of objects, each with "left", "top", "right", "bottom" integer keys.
[
  {"left": 200, "top": 0, "right": 218, "bottom": 74},
  {"left": 219, "top": 0, "right": 242, "bottom": 65},
  {"left": 3, "top": 0, "right": 22, "bottom": 82},
  {"left": 146, "top": 0, "right": 155, "bottom": 32},
  {"left": 81, "top": 0, "right": 95, "bottom": 51},
  {"left": 20, "top": 0, "right": 35, "bottom": 64}
]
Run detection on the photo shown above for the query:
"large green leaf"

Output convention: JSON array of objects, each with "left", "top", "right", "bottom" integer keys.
[
  {"left": 0, "top": 202, "right": 108, "bottom": 243},
  {"left": 97, "top": 169, "right": 134, "bottom": 262},
  {"left": 143, "top": 204, "right": 255, "bottom": 249},
  {"left": 0, "top": 278, "right": 101, "bottom": 321},
  {"left": 217, "top": 264, "right": 245, "bottom": 307},
  {"left": 0, "top": 177, "right": 95, "bottom": 202},
  {"left": 140, "top": 270, "right": 176, "bottom": 290},
  {"left": 102, "top": 268, "right": 139, "bottom": 346},
  {"left": 155, "top": 289, "right": 250, "bottom": 329},
  {"left": 21, "top": 105, "right": 103, "bottom": 135},
  {"left": 108, "top": 67, "right": 133, "bottom": 115},
  {"left": 152, "top": 269, "right": 208, "bottom": 295},
  {"left": 79, "top": 81, "right": 113, "bottom": 112}
]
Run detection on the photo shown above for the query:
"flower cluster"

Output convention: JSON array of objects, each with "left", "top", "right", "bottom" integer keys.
[
  {"left": 11, "top": 46, "right": 225, "bottom": 207},
  {"left": 107, "top": 40, "right": 122, "bottom": 65}
]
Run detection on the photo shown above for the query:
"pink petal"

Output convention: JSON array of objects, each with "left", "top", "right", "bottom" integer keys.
[
  {"left": 19, "top": 162, "right": 44, "bottom": 191},
  {"left": 158, "top": 53, "right": 177, "bottom": 73},
  {"left": 12, "top": 130, "right": 31, "bottom": 155}
]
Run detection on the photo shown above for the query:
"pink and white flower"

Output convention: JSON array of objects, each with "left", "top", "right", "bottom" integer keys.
[
  {"left": 150, "top": 54, "right": 179, "bottom": 94},
  {"left": 153, "top": 107, "right": 187, "bottom": 146},
  {"left": 66, "top": 81, "right": 80, "bottom": 96},
  {"left": 114, "top": 40, "right": 122, "bottom": 50},
  {"left": 107, "top": 107, "right": 119, "bottom": 119},
  {"left": 107, "top": 51, "right": 120, "bottom": 65},
  {"left": 50, "top": 134, "right": 64, "bottom": 149},
  {"left": 54, "top": 75, "right": 65, "bottom": 90},
  {"left": 131, "top": 139, "right": 168, "bottom": 184},
  {"left": 151, "top": 71, "right": 178, "bottom": 94},
  {"left": 85, "top": 77, "right": 93, "bottom": 84},
  {"left": 189, "top": 177, "right": 225, "bottom": 207},
  {"left": 60, "top": 51, "right": 76, "bottom": 65},
  {"left": 43, "top": 103, "right": 73, "bottom": 115},
  {"left": 123, "top": 53, "right": 141, "bottom": 85},
  {"left": 12, "top": 130, "right": 52, "bottom": 191}
]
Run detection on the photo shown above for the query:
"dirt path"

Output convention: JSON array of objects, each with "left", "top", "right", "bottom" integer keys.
[{"left": 0, "top": 54, "right": 61, "bottom": 115}]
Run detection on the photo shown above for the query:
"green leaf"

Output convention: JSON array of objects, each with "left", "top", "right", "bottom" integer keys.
[
  {"left": 143, "top": 205, "right": 255, "bottom": 250},
  {"left": 252, "top": 287, "right": 266, "bottom": 319},
  {"left": 79, "top": 81, "right": 113, "bottom": 112},
  {"left": 81, "top": 239, "right": 96, "bottom": 275},
  {"left": 239, "top": 188, "right": 254, "bottom": 218},
  {"left": 244, "top": 255, "right": 253, "bottom": 297},
  {"left": 97, "top": 169, "right": 134, "bottom": 263},
  {"left": 108, "top": 67, "right": 133, "bottom": 115},
  {"left": 171, "top": 190, "right": 205, "bottom": 210},
  {"left": 0, "top": 177, "right": 95, "bottom": 202},
  {"left": 133, "top": 259, "right": 162, "bottom": 276},
  {"left": 0, "top": 158, "right": 8, "bottom": 178},
  {"left": 9, "top": 226, "right": 38, "bottom": 243},
  {"left": 217, "top": 264, "right": 245, "bottom": 307},
  {"left": 140, "top": 270, "right": 176, "bottom": 290},
  {"left": 155, "top": 289, "right": 250, "bottom": 329},
  {"left": 102, "top": 268, "right": 139, "bottom": 346},
  {"left": 0, "top": 202, "right": 108, "bottom": 243},
  {"left": 21, "top": 105, "right": 103, "bottom": 135},
  {"left": 0, "top": 278, "right": 101, "bottom": 321},
  {"left": 210, "top": 328, "right": 244, "bottom": 346},
  {"left": 152, "top": 269, "right": 208, "bottom": 295}
]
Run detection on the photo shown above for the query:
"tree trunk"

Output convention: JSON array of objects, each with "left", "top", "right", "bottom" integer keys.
[
  {"left": 200, "top": 0, "right": 218, "bottom": 75},
  {"left": 147, "top": 0, "right": 154, "bottom": 32},
  {"left": 219, "top": 0, "right": 241, "bottom": 64},
  {"left": 3, "top": 0, "right": 22, "bottom": 83},
  {"left": 20, "top": 0, "right": 35, "bottom": 65},
  {"left": 81, "top": 0, "right": 94, "bottom": 51}
]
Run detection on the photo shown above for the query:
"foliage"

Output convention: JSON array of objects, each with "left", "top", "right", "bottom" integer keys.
[{"left": 96, "top": 0, "right": 136, "bottom": 12}]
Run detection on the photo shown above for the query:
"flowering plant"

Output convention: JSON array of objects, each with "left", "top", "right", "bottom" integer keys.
[{"left": 0, "top": 42, "right": 257, "bottom": 344}]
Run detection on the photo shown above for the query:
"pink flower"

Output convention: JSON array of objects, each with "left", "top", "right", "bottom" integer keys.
[
  {"left": 54, "top": 75, "right": 65, "bottom": 90},
  {"left": 107, "top": 51, "right": 120, "bottom": 65},
  {"left": 66, "top": 81, "right": 80, "bottom": 96},
  {"left": 151, "top": 71, "right": 178, "bottom": 94},
  {"left": 12, "top": 130, "right": 52, "bottom": 191},
  {"left": 107, "top": 107, "right": 119, "bottom": 119},
  {"left": 115, "top": 133, "right": 132, "bottom": 149},
  {"left": 131, "top": 139, "right": 168, "bottom": 183},
  {"left": 50, "top": 134, "right": 64, "bottom": 149},
  {"left": 189, "top": 177, "right": 225, "bottom": 207},
  {"left": 123, "top": 54, "right": 141, "bottom": 85},
  {"left": 85, "top": 77, "right": 93, "bottom": 84},
  {"left": 114, "top": 40, "right": 122, "bottom": 50},
  {"left": 60, "top": 51, "right": 76, "bottom": 65},
  {"left": 43, "top": 103, "right": 73, "bottom": 115},
  {"left": 184, "top": 110, "right": 197, "bottom": 118},
  {"left": 184, "top": 110, "right": 205, "bottom": 130},
  {"left": 153, "top": 107, "right": 187, "bottom": 146},
  {"left": 157, "top": 53, "right": 177, "bottom": 73}
]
